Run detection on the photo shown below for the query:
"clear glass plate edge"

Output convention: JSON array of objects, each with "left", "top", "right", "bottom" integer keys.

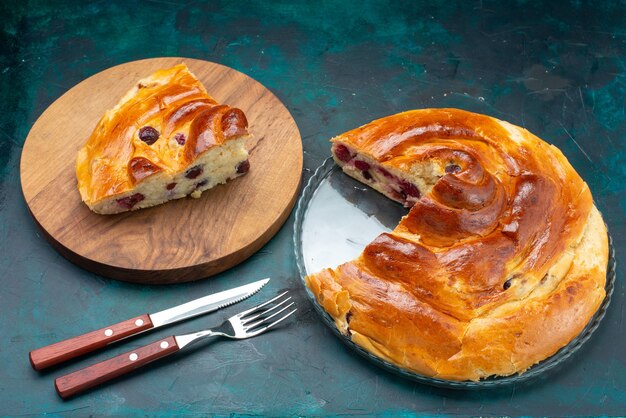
[{"left": 294, "top": 157, "right": 617, "bottom": 390}]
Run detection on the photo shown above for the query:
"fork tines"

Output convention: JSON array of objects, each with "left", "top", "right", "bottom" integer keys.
[{"left": 238, "top": 291, "right": 296, "bottom": 336}]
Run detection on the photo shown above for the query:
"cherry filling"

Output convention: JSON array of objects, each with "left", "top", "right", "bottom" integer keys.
[
  {"left": 349, "top": 160, "right": 372, "bottom": 181},
  {"left": 196, "top": 179, "right": 208, "bottom": 189},
  {"left": 377, "top": 167, "right": 394, "bottom": 179},
  {"left": 337, "top": 150, "right": 423, "bottom": 206},
  {"left": 399, "top": 180, "right": 420, "bottom": 198},
  {"left": 334, "top": 144, "right": 353, "bottom": 163},
  {"left": 185, "top": 165, "right": 203, "bottom": 179},
  {"left": 138, "top": 126, "right": 159, "bottom": 145},
  {"left": 377, "top": 167, "right": 421, "bottom": 205},
  {"left": 166, "top": 182, "right": 177, "bottom": 190},
  {"left": 445, "top": 163, "right": 462, "bottom": 174},
  {"left": 174, "top": 133, "right": 186, "bottom": 145},
  {"left": 236, "top": 160, "right": 250, "bottom": 174},
  {"left": 116, "top": 193, "right": 145, "bottom": 209}
]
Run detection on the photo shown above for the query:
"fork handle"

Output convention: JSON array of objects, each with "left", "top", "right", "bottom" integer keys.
[{"left": 54, "top": 336, "right": 179, "bottom": 399}]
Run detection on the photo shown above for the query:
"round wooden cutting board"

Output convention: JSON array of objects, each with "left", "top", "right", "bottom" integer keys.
[{"left": 20, "top": 57, "right": 303, "bottom": 284}]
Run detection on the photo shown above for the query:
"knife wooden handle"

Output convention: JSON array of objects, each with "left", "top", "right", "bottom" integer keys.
[
  {"left": 29, "top": 314, "right": 153, "bottom": 371},
  {"left": 55, "top": 336, "right": 179, "bottom": 399}
]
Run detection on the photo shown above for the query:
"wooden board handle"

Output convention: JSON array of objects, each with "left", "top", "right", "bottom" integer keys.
[
  {"left": 55, "top": 336, "right": 179, "bottom": 399},
  {"left": 29, "top": 314, "right": 153, "bottom": 371}
]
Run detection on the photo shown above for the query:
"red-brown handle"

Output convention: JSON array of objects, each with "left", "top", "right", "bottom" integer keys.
[
  {"left": 55, "top": 335, "right": 179, "bottom": 399},
  {"left": 29, "top": 314, "right": 154, "bottom": 371}
]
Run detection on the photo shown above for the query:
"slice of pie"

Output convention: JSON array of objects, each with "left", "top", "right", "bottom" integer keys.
[{"left": 76, "top": 64, "right": 251, "bottom": 214}]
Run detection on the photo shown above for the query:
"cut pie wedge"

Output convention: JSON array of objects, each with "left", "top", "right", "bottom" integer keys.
[{"left": 76, "top": 63, "right": 251, "bottom": 214}]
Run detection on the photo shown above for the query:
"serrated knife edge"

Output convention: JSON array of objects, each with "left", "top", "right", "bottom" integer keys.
[{"left": 149, "top": 278, "right": 270, "bottom": 328}]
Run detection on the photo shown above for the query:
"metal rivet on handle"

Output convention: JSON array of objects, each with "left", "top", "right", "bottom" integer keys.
[
  {"left": 129, "top": 353, "right": 138, "bottom": 361},
  {"left": 135, "top": 319, "right": 144, "bottom": 326},
  {"left": 104, "top": 329, "right": 113, "bottom": 337},
  {"left": 160, "top": 341, "right": 169, "bottom": 349}
]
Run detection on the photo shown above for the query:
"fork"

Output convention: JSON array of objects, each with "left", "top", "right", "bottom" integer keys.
[{"left": 54, "top": 292, "right": 296, "bottom": 399}]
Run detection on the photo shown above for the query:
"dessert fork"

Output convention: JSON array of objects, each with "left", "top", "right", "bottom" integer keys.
[{"left": 55, "top": 292, "right": 296, "bottom": 399}]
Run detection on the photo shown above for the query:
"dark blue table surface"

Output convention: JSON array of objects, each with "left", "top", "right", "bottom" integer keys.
[{"left": 1, "top": 1, "right": 624, "bottom": 415}]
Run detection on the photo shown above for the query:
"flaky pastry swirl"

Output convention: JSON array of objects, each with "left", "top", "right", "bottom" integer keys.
[
  {"left": 76, "top": 64, "right": 248, "bottom": 210},
  {"left": 306, "top": 108, "right": 608, "bottom": 381}
]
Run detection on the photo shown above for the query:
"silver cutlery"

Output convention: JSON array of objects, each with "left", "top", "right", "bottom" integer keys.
[
  {"left": 55, "top": 291, "right": 296, "bottom": 398},
  {"left": 30, "top": 278, "right": 270, "bottom": 370}
]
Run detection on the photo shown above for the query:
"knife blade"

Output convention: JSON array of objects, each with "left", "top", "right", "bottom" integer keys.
[{"left": 29, "top": 278, "right": 269, "bottom": 371}]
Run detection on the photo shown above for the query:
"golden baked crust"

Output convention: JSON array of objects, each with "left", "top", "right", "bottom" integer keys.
[
  {"left": 76, "top": 64, "right": 250, "bottom": 213},
  {"left": 305, "top": 108, "right": 608, "bottom": 381}
]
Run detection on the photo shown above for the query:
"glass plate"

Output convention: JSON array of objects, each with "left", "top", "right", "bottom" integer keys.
[{"left": 294, "top": 157, "right": 617, "bottom": 389}]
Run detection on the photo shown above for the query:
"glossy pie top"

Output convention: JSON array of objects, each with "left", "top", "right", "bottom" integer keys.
[
  {"left": 307, "top": 108, "right": 608, "bottom": 381},
  {"left": 76, "top": 64, "right": 248, "bottom": 205}
]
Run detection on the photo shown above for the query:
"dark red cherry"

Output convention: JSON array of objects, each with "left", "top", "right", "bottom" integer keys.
[
  {"left": 354, "top": 160, "right": 371, "bottom": 171},
  {"left": 399, "top": 181, "right": 420, "bottom": 198},
  {"left": 503, "top": 278, "right": 513, "bottom": 290},
  {"left": 236, "top": 160, "right": 250, "bottom": 174},
  {"left": 362, "top": 170, "right": 373, "bottom": 181},
  {"left": 166, "top": 182, "right": 177, "bottom": 190},
  {"left": 377, "top": 167, "right": 394, "bottom": 179},
  {"left": 138, "top": 126, "right": 159, "bottom": 145},
  {"left": 334, "top": 144, "right": 352, "bottom": 163},
  {"left": 116, "top": 193, "right": 145, "bottom": 209},
  {"left": 445, "top": 164, "right": 462, "bottom": 174},
  {"left": 185, "top": 166, "right": 203, "bottom": 179},
  {"left": 174, "top": 133, "right": 186, "bottom": 145},
  {"left": 196, "top": 179, "right": 208, "bottom": 189}
]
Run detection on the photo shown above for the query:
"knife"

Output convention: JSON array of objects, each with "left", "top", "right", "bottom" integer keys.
[{"left": 29, "top": 278, "right": 270, "bottom": 371}]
